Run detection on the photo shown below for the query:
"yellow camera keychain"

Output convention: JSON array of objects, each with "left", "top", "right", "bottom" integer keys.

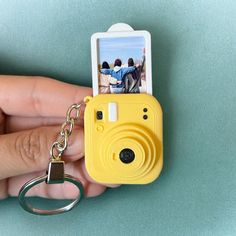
[
  {"left": 84, "top": 93, "right": 162, "bottom": 184},
  {"left": 18, "top": 23, "right": 163, "bottom": 215}
]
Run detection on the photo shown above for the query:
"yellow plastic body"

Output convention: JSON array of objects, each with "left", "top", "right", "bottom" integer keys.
[{"left": 84, "top": 94, "right": 163, "bottom": 184}]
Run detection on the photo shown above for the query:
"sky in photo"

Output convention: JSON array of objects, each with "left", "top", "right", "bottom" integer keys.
[{"left": 98, "top": 36, "right": 145, "bottom": 66}]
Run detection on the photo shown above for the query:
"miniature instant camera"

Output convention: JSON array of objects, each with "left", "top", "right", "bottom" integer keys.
[
  {"left": 18, "top": 23, "right": 163, "bottom": 216},
  {"left": 84, "top": 23, "right": 163, "bottom": 184}
]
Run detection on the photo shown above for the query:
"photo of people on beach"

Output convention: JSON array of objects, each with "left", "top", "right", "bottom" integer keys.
[{"left": 97, "top": 36, "right": 146, "bottom": 94}]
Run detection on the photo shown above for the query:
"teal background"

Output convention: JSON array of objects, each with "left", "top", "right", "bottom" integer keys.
[{"left": 0, "top": 0, "right": 236, "bottom": 235}]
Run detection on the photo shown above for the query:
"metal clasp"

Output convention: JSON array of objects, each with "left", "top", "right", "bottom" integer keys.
[{"left": 46, "top": 161, "right": 65, "bottom": 184}]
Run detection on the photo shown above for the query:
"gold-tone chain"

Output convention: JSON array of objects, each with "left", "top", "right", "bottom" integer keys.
[{"left": 49, "top": 103, "right": 84, "bottom": 161}]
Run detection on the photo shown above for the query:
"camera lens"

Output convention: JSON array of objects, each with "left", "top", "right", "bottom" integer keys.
[
  {"left": 96, "top": 111, "right": 103, "bottom": 120},
  {"left": 119, "top": 148, "right": 135, "bottom": 164}
]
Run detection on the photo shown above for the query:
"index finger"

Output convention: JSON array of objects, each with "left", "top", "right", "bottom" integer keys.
[{"left": 0, "top": 76, "right": 92, "bottom": 117}]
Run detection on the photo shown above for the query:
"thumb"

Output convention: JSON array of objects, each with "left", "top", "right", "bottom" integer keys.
[{"left": 0, "top": 126, "right": 84, "bottom": 179}]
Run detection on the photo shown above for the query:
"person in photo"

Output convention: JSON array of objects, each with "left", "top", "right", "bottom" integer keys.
[
  {"left": 100, "top": 59, "right": 136, "bottom": 93},
  {"left": 99, "top": 61, "right": 118, "bottom": 94},
  {"left": 124, "top": 49, "right": 145, "bottom": 93}
]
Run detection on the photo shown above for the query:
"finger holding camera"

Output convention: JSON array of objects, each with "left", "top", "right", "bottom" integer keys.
[{"left": 0, "top": 76, "right": 116, "bottom": 200}]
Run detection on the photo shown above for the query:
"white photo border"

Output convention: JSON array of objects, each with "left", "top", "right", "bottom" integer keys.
[{"left": 91, "top": 30, "right": 152, "bottom": 96}]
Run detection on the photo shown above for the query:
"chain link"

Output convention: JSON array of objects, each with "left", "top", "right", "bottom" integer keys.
[{"left": 50, "top": 102, "right": 84, "bottom": 161}]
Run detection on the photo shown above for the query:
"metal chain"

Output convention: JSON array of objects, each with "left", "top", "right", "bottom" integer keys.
[{"left": 50, "top": 103, "right": 84, "bottom": 161}]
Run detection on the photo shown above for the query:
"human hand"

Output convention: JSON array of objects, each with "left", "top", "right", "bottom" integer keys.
[
  {"left": 117, "top": 80, "right": 122, "bottom": 84},
  {"left": 0, "top": 76, "right": 117, "bottom": 200}
]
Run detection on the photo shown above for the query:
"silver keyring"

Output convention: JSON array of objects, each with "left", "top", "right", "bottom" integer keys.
[{"left": 18, "top": 174, "right": 84, "bottom": 215}]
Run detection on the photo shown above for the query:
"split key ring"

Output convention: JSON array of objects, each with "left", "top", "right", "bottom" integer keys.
[{"left": 18, "top": 160, "right": 84, "bottom": 215}]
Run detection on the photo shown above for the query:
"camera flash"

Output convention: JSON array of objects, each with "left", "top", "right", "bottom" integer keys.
[{"left": 108, "top": 102, "right": 117, "bottom": 122}]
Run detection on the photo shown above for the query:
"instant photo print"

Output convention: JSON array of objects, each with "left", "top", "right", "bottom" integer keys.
[{"left": 91, "top": 23, "right": 152, "bottom": 96}]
